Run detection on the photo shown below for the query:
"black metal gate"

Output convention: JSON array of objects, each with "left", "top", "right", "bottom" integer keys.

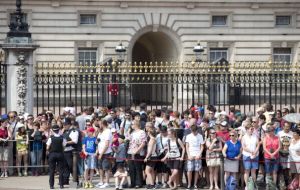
[{"left": 34, "top": 62, "right": 300, "bottom": 115}]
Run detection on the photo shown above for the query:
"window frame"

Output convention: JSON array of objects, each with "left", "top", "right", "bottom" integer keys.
[
  {"left": 273, "top": 48, "right": 292, "bottom": 64},
  {"left": 78, "top": 48, "right": 98, "bottom": 66},
  {"left": 79, "top": 14, "right": 97, "bottom": 25},
  {"left": 211, "top": 15, "right": 228, "bottom": 27},
  {"left": 275, "top": 15, "right": 291, "bottom": 27},
  {"left": 77, "top": 10, "right": 101, "bottom": 27},
  {"left": 209, "top": 48, "right": 228, "bottom": 63}
]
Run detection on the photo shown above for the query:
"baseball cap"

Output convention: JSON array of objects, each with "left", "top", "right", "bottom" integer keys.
[{"left": 87, "top": 127, "right": 95, "bottom": 133}]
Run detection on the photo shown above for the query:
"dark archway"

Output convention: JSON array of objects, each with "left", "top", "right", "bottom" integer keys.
[{"left": 131, "top": 31, "right": 178, "bottom": 105}]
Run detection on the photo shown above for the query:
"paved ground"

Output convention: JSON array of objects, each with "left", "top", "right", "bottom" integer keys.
[{"left": 0, "top": 175, "right": 212, "bottom": 190}]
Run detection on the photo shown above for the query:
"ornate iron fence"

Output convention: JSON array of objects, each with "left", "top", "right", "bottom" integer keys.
[{"left": 34, "top": 61, "right": 300, "bottom": 115}]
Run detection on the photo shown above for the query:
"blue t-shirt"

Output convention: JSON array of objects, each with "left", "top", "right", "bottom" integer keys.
[
  {"left": 225, "top": 140, "right": 241, "bottom": 159},
  {"left": 83, "top": 136, "right": 97, "bottom": 154}
]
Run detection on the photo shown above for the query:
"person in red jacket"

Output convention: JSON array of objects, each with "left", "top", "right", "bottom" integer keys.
[{"left": 107, "top": 83, "right": 119, "bottom": 108}]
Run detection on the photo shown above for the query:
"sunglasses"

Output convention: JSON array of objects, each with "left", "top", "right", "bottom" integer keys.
[
  {"left": 125, "top": 114, "right": 130, "bottom": 116},
  {"left": 229, "top": 134, "right": 235, "bottom": 137},
  {"left": 210, "top": 132, "right": 216, "bottom": 134},
  {"left": 110, "top": 112, "right": 114, "bottom": 114}
]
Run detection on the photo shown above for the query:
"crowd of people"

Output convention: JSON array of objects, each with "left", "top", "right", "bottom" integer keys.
[{"left": 0, "top": 102, "right": 300, "bottom": 190}]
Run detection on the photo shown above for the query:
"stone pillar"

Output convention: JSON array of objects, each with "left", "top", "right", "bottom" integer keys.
[{"left": 1, "top": 44, "right": 38, "bottom": 114}]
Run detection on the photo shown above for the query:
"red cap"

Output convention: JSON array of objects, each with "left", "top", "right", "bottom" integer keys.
[{"left": 87, "top": 127, "right": 95, "bottom": 133}]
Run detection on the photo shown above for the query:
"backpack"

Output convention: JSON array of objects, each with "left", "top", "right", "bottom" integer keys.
[
  {"left": 287, "top": 176, "right": 299, "bottom": 190},
  {"left": 247, "top": 177, "right": 257, "bottom": 190},
  {"left": 266, "top": 175, "right": 277, "bottom": 190},
  {"left": 167, "top": 138, "right": 182, "bottom": 155},
  {"left": 225, "top": 175, "right": 237, "bottom": 190}
]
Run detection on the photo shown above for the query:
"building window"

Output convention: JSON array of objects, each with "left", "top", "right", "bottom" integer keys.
[
  {"left": 273, "top": 48, "right": 291, "bottom": 64},
  {"left": 275, "top": 16, "right": 291, "bottom": 26},
  {"left": 212, "top": 15, "right": 227, "bottom": 26},
  {"left": 209, "top": 48, "right": 228, "bottom": 62},
  {"left": 80, "top": 14, "right": 96, "bottom": 25},
  {"left": 78, "top": 48, "right": 97, "bottom": 66},
  {"left": 10, "top": 13, "right": 27, "bottom": 23}
]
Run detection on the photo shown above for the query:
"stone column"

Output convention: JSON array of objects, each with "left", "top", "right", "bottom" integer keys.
[{"left": 1, "top": 44, "right": 38, "bottom": 115}]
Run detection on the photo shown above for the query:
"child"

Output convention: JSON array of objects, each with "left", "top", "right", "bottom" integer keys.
[
  {"left": 82, "top": 127, "right": 97, "bottom": 189},
  {"left": 113, "top": 164, "right": 128, "bottom": 190},
  {"left": 115, "top": 135, "right": 127, "bottom": 169}
]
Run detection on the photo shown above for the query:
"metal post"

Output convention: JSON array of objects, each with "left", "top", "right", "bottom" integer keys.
[{"left": 220, "top": 154, "right": 225, "bottom": 190}]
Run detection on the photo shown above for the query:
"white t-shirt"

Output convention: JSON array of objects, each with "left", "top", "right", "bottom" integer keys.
[
  {"left": 155, "top": 117, "right": 163, "bottom": 129},
  {"left": 64, "top": 107, "right": 76, "bottom": 116},
  {"left": 185, "top": 133, "right": 204, "bottom": 157},
  {"left": 289, "top": 140, "right": 300, "bottom": 161},
  {"left": 278, "top": 131, "right": 293, "bottom": 143},
  {"left": 242, "top": 134, "right": 259, "bottom": 157},
  {"left": 97, "top": 128, "right": 112, "bottom": 154}
]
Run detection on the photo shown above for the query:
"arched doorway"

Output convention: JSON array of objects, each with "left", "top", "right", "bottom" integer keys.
[{"left": 130, "top": 30, "right": 180, "bottom": 105}]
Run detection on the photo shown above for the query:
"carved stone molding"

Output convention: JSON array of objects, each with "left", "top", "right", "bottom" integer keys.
[{"left": 16, "top": 52, "right": 27, "bottom": 115}]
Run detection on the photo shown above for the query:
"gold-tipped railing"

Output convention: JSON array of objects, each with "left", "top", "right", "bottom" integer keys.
[{"left": 35, "top": 61, "right": 300, "bottom": 75}]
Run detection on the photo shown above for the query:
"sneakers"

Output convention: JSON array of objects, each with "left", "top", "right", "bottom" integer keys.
[
  {"left": 23, "top": 171, "right": 28, "bottom": 177},
  {"left": 0, "top": 172, "right": 4, "bottom": 178},
  {"left": 99, "top": 183, "right": 109, "bottom": 189},
  {"left": 18, "top": 172, "right": 22, "bottom": 177},
  {"left": 88, "top": 182, "right": 94, "bottom": 188},
  {"left": 4, "top": 172, "right": 8, "bottom": 178},
  {"left": 95, "top": 182, "right": 104, "bottom": 187},
  {"left": 84, "top": 182, "right": 89, "bottom": 189}
]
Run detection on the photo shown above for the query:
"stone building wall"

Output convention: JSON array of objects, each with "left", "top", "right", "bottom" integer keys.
[{"left": 0, "top": 0, "right": 300, "bottom": 64}]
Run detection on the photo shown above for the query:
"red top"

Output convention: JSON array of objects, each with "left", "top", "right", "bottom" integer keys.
[
  {"left": 264, "top": 135, "right": 280, "bottom": 159},
  {"left": 216, "top": 130, "right": 230, "bottom": 142},
  {"left": 0, "top": 127, "right": 8, "bottom": 139}
]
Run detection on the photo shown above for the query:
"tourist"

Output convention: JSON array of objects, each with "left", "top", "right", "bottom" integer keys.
[
  {"left": 161, "top": 128, "right": 185, "bottom": 189},
  {"left": 0, "top": 115, "right": 10, "bottom": 178},
  {"left": 241, "top": 124, "right": 260, "bottom": 188},
  {"left": 278, "top": 122, "right": 293, "bottom": 185},
  {"left": 289, "top": 128, "right": 300, "bottom": 184},
  {"left": 263, "top": 123, "right": 281, "bottom": 184},
  {"left": 206, "top": 128, "right": 222, "bottom": 190},
  {"left": 144, "top": 127, "right": 158, "bottom": 189},
  {"left": 127, "top": 120, "right": 147, "bottom": 188},
  {"left": 30, "top": 122, "right": 43, "bottom": 176},
  {"left": 15, "top": 124, "right": 29, "bottom": 176},
  {"left": 82, "top": 127, "right": 97, "bottom": 189},
  {"left": 114, "top": 164, "right": 128, "bottom": 190},
  {"left": 185, "top": 124, "right": 205, "bottom": 189},
  {"left": 96, "top": 120, "right": 113, "bottom": 189},
  {"left": 156, "top": 125, "right": 170, "bottom": 188},
  {"left": 222, "top": 130, "right": 242, "bottom": 184}
]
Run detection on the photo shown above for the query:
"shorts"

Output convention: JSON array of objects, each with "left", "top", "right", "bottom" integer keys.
[
  {"left": 146, "top": 157, "right": 157, "bottom": 168},
  {"left": 265, "top": 158, "right": 279, "bottom": 173},
  {"left": 115, "top": 161, "right": 125, "bottom": 169},
  {"left": 155, "top": 154, "right": 169, "bottom": 173},
  {"left": 167, "top": 159, "right": 181, "bottom": 170},
  {"left": 186, "top": 160, "right": 202, "bottom": 172},
  {"left": 243, "top": 155, "right": 259, "bottom": 170},
  {"left": 0, "top": 146, "right": 9, "bottom": 161},
  {"left": 17, "top": 150, "right": 28, "bottom": 155},
  {"left": 280, "top": 156, "right": 289, "bottom": 169},
  {"left": 85, "top": 154, "right": 96, "bottom": 169},
  {"left": 98, "top": 153, "right": 112, "bottom": 170}
]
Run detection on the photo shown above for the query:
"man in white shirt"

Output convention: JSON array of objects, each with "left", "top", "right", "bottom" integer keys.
[
  {"left": 96, "top": 120, "right": 113, "bottom": 189},
  {"left": 185, "top": 125, "right": 204, "bottom": 189}
]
